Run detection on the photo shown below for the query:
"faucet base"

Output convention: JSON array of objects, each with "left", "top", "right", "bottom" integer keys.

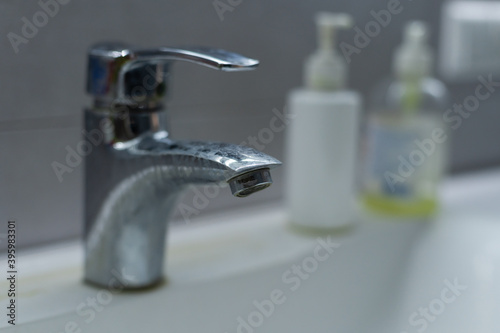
[{"left": 83, "top": 275, "right": 167, "bottom": 291}]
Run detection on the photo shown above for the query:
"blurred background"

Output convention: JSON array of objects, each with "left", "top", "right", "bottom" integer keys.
[{"left": 1, "top": 0, "right": 499, "bottom": 248}]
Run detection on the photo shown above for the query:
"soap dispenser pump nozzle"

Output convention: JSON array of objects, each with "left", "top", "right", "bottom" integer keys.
[
  {"left": 394, "top": 21, "right": 433, "bottom": 79},
  {"left": 305, "top": 12, "right": 353, "bottom": 91}
]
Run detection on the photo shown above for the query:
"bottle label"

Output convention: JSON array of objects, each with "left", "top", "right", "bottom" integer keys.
[{"left": 364, "top": 114, "right": 446, "bottom": 199}]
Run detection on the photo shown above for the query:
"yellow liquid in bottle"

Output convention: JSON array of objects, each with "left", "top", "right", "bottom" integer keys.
[{"left": 362, "top": 193, "right": 438, "bottom": 218}]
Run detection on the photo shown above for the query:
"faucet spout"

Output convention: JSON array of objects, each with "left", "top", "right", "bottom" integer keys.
[
  {"left": 130, "top": 131, "right": 281, "bottom": 186},
  {"left": 84, "top": 112, "right": 281, "bottom": 288}
]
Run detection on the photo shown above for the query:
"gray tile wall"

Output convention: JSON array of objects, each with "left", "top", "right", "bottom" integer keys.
[{"left": 1, "top": 0, "right": 499, "bottom": 248}]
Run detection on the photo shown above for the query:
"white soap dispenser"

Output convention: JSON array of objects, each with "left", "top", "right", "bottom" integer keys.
[{"left": 285, "top": 12, "right": 362, "bottom": 231}]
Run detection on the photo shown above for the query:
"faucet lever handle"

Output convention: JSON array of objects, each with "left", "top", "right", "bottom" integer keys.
[
  {"left": 86, "top": 43, "right": 259, "bottom": 107},
  {"left": 133, "top": 47, "right": 259, "bottom": 71}
]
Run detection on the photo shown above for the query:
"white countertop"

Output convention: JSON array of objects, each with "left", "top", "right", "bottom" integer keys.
[{"left": 1, "top": 168, "right": 499, "bottom": 332}]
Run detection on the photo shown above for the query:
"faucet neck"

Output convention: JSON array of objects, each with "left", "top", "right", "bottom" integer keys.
[
  {"left": 93, "top": 98, "right": 165, "bottom": 112},
  {"left": 86, "top": 105, "right": 168, "bottom": 144}
]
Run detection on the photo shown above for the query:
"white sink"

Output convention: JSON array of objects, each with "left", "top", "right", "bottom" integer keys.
[
  {"left": 387, "top": 170, "right": 500, "bottom": 333},
  {"left": 1, "top": 169, "right": 499, "bottom": 332}
]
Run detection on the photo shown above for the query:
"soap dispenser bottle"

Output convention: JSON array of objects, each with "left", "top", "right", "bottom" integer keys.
[
  {"left": 361, "top": 21, "right": 449, "bottom": 218},
  {"left": 286, "top": 13, "right": 362, "bottom": 231}
]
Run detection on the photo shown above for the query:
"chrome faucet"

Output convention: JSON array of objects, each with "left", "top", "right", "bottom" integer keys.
[{"left": 84, "top": 43, "right": 281, "bottom": 289}]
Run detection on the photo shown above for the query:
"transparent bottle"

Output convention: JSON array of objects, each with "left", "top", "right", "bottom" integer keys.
[{"left": 362, "top": 22, "right": 449, "bottom": 218}]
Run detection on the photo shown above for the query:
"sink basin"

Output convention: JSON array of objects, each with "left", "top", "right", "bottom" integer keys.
[
  {"left": 387, "top": 169, "right": 500, "bottom": 333},
  {"left": 1, "top": 169, "right": 499, "bottom": 332}
]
